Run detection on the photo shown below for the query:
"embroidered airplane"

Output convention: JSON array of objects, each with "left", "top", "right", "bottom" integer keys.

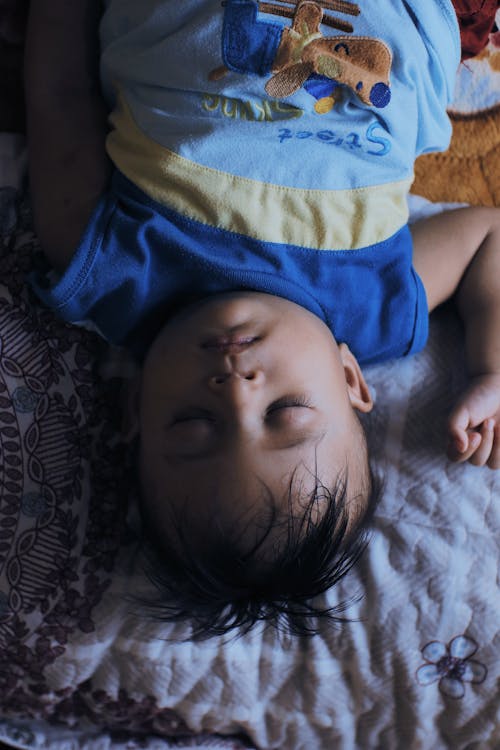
[{"left": 211, "top": 0, "right": 392, "bottom": 113}]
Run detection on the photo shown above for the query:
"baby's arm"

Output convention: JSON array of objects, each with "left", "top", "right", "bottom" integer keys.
[
  {"left": 411, "top": 207, "right": 500, "bottom": 469},
  {"left": 25, "top": 0, "right": 110, "bottom": 271}
]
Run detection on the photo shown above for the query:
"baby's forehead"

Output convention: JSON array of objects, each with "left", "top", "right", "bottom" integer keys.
[
  {"left": 138, "top": 415, "right": 369, "bottom": 549},
  {"left": 154, "top": 464, "right": 354, "bottom": 541}
]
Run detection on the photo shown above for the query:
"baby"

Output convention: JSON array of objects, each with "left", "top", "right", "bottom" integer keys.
[{"left": 25, "top": 0, "right": 500, "bottom": 637}]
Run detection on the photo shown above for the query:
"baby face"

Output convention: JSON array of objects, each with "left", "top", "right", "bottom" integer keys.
[{"left": 135, "top": 292, "right": 373, "bottom": 550}]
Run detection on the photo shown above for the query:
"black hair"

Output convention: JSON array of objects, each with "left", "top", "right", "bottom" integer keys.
[{"left": 136, "top": 465, "right": 381, "bottom": 640}]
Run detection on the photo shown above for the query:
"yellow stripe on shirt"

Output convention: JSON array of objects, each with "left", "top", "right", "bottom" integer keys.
[{"left": 106, "top": 93, "right": 411, "bottom": 251}]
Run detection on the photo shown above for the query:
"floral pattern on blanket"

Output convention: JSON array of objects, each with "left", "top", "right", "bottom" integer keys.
[
  {"left": 0, "top": 185, "right": 126, "bottom": 716},
  {"left": 416, "top": 635, "right": 488, "bottom": 700},
  {"left": 9, "top": 682, "right": 197, "bottom": 740}
]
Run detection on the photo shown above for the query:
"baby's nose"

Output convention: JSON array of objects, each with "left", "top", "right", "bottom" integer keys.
[{"left": 208, "top": 368, "right": 264, "bottom": 388}]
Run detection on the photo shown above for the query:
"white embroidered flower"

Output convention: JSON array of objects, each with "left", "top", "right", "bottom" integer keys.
[{"left": 416, "top": 635, "right": 487, "bottom": 699}]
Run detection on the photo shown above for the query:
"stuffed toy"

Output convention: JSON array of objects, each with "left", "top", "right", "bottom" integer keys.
[{"left": 413, "top": 14, "right": 500, "bottom": 207}]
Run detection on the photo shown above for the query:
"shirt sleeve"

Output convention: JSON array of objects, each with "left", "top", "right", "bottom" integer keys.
[
  {"left": 29, "top": 180, "right": 157, "bottom": 356},
  {"left": 404, "top": 0, "right": 461, "bottom": 156},
  {"left": 311, "top": 223, "right": 430, "bottom": 366}
]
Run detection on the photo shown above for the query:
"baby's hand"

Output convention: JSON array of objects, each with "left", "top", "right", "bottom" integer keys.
[{"left": 447, "top": 374, "right": 500, "bottom": 469}]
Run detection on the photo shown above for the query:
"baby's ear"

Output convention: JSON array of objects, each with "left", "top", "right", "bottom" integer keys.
[
  {"left": 339, "top": 343, "right": 373, "bottom": 413},
  {"left": 121, "top": 373, "right": 141, "bottom": 442}
]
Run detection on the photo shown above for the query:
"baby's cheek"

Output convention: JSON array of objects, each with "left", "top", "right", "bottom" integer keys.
[{"left": 168, "top": 421, "right": 216, "bottom": 452}]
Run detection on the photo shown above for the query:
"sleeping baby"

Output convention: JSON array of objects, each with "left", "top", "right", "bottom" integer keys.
[{"left": 24, "top": 0, "right": 500, "bottom": 638}]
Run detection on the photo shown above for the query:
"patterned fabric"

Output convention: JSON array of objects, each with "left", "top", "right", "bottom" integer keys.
[{"left": 0, "top": 182, "right": 126, "bottom": 726}]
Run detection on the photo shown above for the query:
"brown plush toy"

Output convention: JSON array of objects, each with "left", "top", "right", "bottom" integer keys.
[{"left": 413, "top": 27, "right": 500, "bottom": 208}]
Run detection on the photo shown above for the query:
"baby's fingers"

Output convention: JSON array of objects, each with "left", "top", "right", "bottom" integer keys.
[
  {"left": 468, "top": 420, "right": 495, "bottom": 467},
  {"left": 447, "top": 429, "right": 481, "bottom": 463},
  {"left": 447, "top": 404, "right": 474, "bottom": 454},
  {"left": 447, "top": 405, "right": 479, "bottom": 458},
  {"left": 486, "top": 423, "right": 500, "bottom": 469}
]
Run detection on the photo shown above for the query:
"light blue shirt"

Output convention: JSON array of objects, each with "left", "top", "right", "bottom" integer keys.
[{"left": 100, "top": 0, "right": 460, "bottom": 192}]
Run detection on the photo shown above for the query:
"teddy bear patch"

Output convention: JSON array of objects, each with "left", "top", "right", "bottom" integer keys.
[{"left": 210, "top": 0, "right": 392, "bottom": 114}]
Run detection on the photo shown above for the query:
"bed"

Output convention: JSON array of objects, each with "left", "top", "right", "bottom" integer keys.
[{"left": 0, "top": 7, "right": 499, "bottom": 750}]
